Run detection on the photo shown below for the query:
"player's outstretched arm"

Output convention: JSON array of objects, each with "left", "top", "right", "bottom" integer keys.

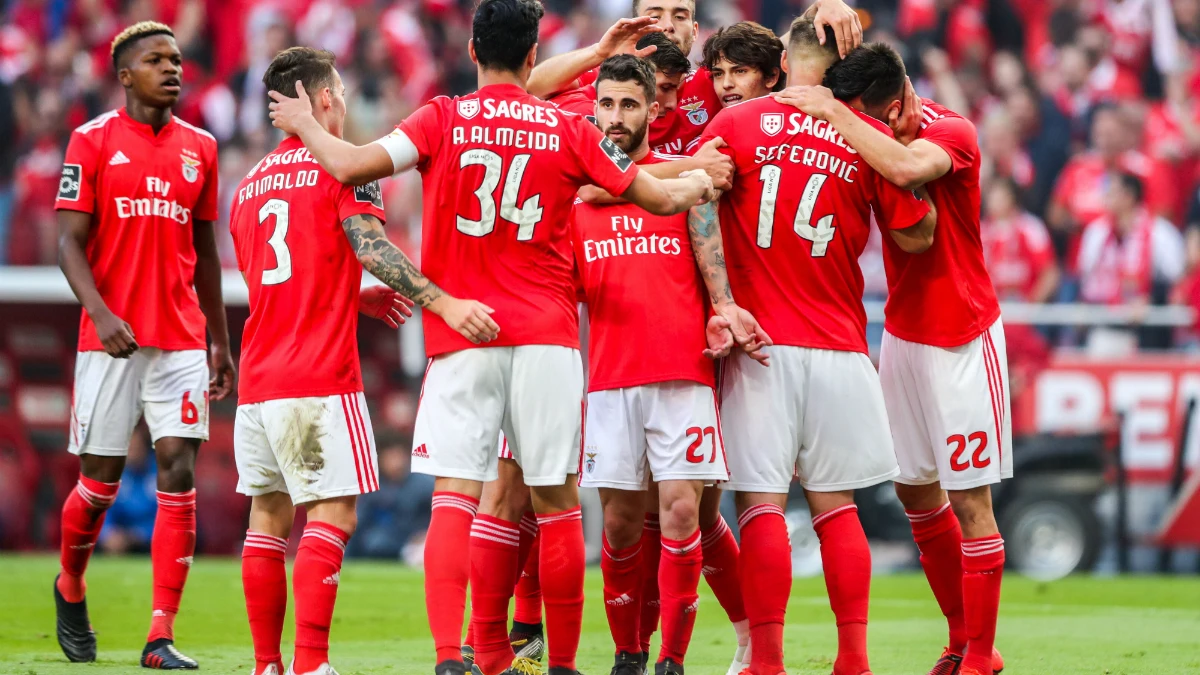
[
  {"left": 621, "top": 170, "right": 715, "bottom": 216},
  {"left": 193, "top": 219, "right": 235, "bottom": 399},
  {"left": 527, "top": 17, "right": 661, "bottom": 99},
  {"left": 887, "top": 186, "right": 939, "bottom": 254},
  {"left": 579, "top": 139, "right": 735, "bottom": 204},
  {"left": 57, "top": 210, "right": 138, "bottom": 358},
  {"left": 771, "top": 82, "right": 952, "bottom": 190},
  {"left": 342, "top": 213, "right": 500, "bottom": 344},
  {"left": 268, "top": 82, "right": 397, "bottom": 185}
]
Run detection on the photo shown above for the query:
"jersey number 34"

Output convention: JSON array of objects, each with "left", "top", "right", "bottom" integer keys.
[
  {"left": 756, "top": 167, "right": 836, "bottom": 256},
  {"left": 456, "top": 150, "right": 544, "bottom": 241}
]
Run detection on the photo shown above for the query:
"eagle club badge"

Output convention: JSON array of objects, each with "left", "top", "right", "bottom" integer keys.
[
  {"left": 180, "top": 155, "right": 201, "bottom": 183},
  {"left": 761, "top": 113, "right": 784, "bottom": 136},
  {"left": 585, "top": 452, "right": 597, "bottom": 474},
  {"left": 682, "top": 101, "right": 709, "bottom": 126},
  {"left": 458, "top": 98, "right": 480, "bottom": 119}
]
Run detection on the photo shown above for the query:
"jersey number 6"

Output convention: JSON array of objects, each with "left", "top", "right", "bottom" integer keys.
[
  {"left": 756, "top": 168, "right": 836, "bottom": 256},
  {"left": 456, "top": 150, "right": 544, "bottom": 241}
]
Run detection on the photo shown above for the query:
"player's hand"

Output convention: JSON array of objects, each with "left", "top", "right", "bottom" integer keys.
[
  {"left": 267, "top": 81, "right": 316, "bottom": 134},
  {"left": 596, "top": 17, "right": 663, "bottom": 60},
  {"left": 703, "top": 314, "right": 735, "bottom": 359},
  {"left": 679, "top": 169, "right": 717, "bottom": 204},
  {"left": 94, "top": 309, "right": 139, "bottom": 359},
  {"left": 715, "top": 303, "right": 773, "bottom": 366},
  {"left": 434, "top": 297, "right": 501, "bottom": 344},
  {"left": 692, "top": 137, "right": 734, "bottom": 191},
  {"left": 812, "top": 0, "right": 863, "bottom": 58},
  {"left": 770, "top": 85, "right": 837, "bottom": 121},
  {"left": 359, "top": 286, "right": 416, "bottom": 329},
  {"left": 888, "top": 77, "right": 922, "bottom": 146},
  {"left": 208, "top": 343, "right": 236, "bottom": 401}
]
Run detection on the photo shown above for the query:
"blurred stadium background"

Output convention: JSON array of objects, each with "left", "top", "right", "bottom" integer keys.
[{"left": 0, "top": 0, "right": 1198, "bottom": 586}]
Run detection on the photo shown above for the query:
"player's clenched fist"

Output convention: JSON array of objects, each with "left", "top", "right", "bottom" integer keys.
[
  {"left": 678, "top": 169, "right": 717, "bottom": 205},
  {"left": 93, "top": 309, "right": 139, "bottom": 359},
  {"left": 359, "top": 286, "right": 416, "bottom": 328},
  {"left": 430, "top": 296, "right": 500, "bottom": 344}
]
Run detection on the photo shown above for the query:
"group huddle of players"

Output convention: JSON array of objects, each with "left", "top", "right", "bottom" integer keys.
[{"left": 49, "top": 1, "right": 1013, "bottom": 675}]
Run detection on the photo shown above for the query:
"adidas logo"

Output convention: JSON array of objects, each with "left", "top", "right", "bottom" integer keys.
[
  {"left": 70, "top": 543, "right": 94, "bottom": 550},
  {"left": 606, "top": 593, "right": 635, "bottom": 606},
  {"left": 323, "top": 572, "right": 340, "bottom": 586},
  {"left": 109, "top": 150, "right": 130, "bottom": 165},
  {"left": 701, "top": 565, "right": 720, "bottom": 576},
  {"left": 684, "top": 598, "right": 700, "bottom": 614},
  {"left": 413, "top": 444, "right": 429, "bottom": 459},
  {"left": 176, "top": 556, "right": 194, "bottom": 567}
]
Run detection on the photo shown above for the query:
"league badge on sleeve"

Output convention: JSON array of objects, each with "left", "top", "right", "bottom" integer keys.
[
  {"left": 761, "top": 113, "right": 784, "bottom": 136},
  {"left": 599, "top": 136, "right": 633, "bottom": 173},
  {"left": 457, "top": 98, "right": 480, "bottom": 120},
  {"left": 58, "top": 164, "right": 82, "bottom": 201},
  {"left": 180, "top": 155, "right": 201, "bottom": 183},
  {"left": 354, "top": 181, "right": 385, "bottom": 209}
]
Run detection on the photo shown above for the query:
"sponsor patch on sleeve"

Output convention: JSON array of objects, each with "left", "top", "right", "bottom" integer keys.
[
  {"left": 354, "top": 181, "right": 384, "bottom": 208},
  {"left": 599, "top": 137, "right": 633, "bottom": 173},
  {"left": 58, "top": 164, "right": 82, "bottom": 201}
]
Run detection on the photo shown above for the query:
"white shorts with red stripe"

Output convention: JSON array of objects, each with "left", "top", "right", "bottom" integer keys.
[
  {"left": 579, "top": 381, "right": 728, "bottom": 490},
  {"left": 880, "top": 318, "right": 1013, "bottom": 491},
  {"left": 234, "top": 392, "right": 379, "bottom": 504}
]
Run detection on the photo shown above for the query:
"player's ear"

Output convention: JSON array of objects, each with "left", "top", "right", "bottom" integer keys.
[
  {"left": 117, "top": 64, "right": 133, "bottom": 88},
  {"left": 765, "top": 67, "right": 780, "bottom": 91},
  {"left": 648, "top": 100, "right": 660, "bottom": 121},
  {"left": 468, "top": 39, "right": 478, "bottom": 66},
  {"left": 525, "top": 43, "right": 539, "bottom": 72},
  {"left": 780, "top": 50, "right": 789, "bottom": 75},
  {"left": 320, "top": 86, "right": 332, "bottom": 111}
]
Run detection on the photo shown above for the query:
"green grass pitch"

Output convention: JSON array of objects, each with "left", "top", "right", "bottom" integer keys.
[{"left": 2, "top": 555, "right": 1199, "bottom": 674}]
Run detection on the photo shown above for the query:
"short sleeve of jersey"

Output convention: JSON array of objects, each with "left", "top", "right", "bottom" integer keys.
[
  {"left": 871, "top": 170, "right": 931, "bottom": 230},
  {"left": 567, "top": 115, "right": 640, "bottom": 197},
  {"left": 578, "top": 68, "right": 599, "bottom": 87},
  {"left": 335, "top": 179, "right": 387, "bottom": 225},
  {"left": 194, "top": 148, "right": 219, "bottom": 221},
  {"left": 550, "top": 87, "right": 596, "bottom": 117},
  {"left": 397, "top": 99, "right": 445, "bottom": 166},
  {"left": 55, "top": 131, "right": 100, "bottom": 213},
  {"left": 920, "top": 116, "right": 977, "bottom": 174},
  {"left": 697, "top": 110, "right": 732, "bottom": 152}
]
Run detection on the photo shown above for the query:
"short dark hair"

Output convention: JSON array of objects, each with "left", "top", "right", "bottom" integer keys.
[
  {"left": 702, "top": 22, "right": 784, "bottom": 90},
  {"left": 788, "top": 16, "right": 838, "bottom": 58},
  {"left": 822, "top": 42, "right": 906, "bottom": 109},
  {"left": 262, "top": 47, "right": 337, "bottom": 98},
  {"left": 1113, "top": 171, "right": 1144, "bottom": 203},
  {"left": 637, "top": 32, "right": 690, "bottom": 77},
  {"left": 473, "top": 0, "right": 545, "bottom": 73},
  {"left": 111, "top": 21, "right": 175, "bottom": 69},
  {"left": 596, "top": 54, "right": 657, "bottom": 104}
]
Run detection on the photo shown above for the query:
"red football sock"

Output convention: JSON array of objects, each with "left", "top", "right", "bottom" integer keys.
[
  {"left": 701, "top": 515, "right": 746, "bottom": 623},
  {"left": 242, "top": 531, "right": 288, "bottom": 674},
  {"left": 292, "top": 521, "right": 350, "bottom": 673},
  {"left": 638, "top": 514, "right": 662, "bottom": 653},
  {"left": 658, "top": 530, "right": 702, "bottom": 664},
  {"left": 600, "top": 536, "right": 643, "bottom": 655},
  {"left": 469, "top": 514, "right": 521, "bottom": 675},
  {"left": 813, "top": 505, "right": 872, "bottom": 675},
  {"left": 738, "top": 504, "right": 790, "bottom": 674},
  {"left": 538, "top": 507, "right": 585, "bottom": 670},
  {"left": 426, "top": 492, "right": 478, "bottom": 664},
  {"left": 148, "top": 489, "right": 197, "bottom": 642},
  {"left": 961, "top": 535, "right": 1004, "bottom": 673},
  {"left": 907, "top": 503, "right": 967, "bottom": 653},
  {"left": 513, "top": 526, "right": 543, "bottom": 626},
  {"left": 57, "top": 476, "right": 119, "bottom": 603}
]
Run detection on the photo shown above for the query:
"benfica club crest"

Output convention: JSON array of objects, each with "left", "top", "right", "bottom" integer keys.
[
  {"left": 585, "top": 452, "right": 597, "bottom": 474},
  {"left": 180, "top": 155, "right": 201, "bottom": 183},
  {"left": 760, "top": 113, "right": 784, "bottom": 136},
  {"left": 681, "top": 101, "right": 709, "bottom": 126},
  {"left": 458, "top": 98, "right": 480, "bottom": 119}
]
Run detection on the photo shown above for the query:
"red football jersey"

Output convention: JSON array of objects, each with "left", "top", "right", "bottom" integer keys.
[
  {"left": 700, "top": 98, "right": 930, "bottom": 354},
  {"left": 550, "top": 86, "right": 597, "bottom": 116},
  {"left": 579, "top": 67, "right": 719, "bottom": 155},
  {"left": 881, "top": 99, "right": 1000, "bottom": 347},
  {"left": 54, "top": 109, "right": 218, "bottom": 352},
  {"left": 398, "top": 83, "right": 640, "bottom": 357},
  {"left": 230, "top": 137, "right": 387, "bottom": 404},
  {"left": 981, "top": 212, "right": 1055, "bottom": 301},
  {"left": 572, "top": 153, "right": 713, "bottom": 392}
]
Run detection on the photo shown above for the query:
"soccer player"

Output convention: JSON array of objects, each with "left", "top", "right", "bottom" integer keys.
[
  {"left": 52, "top": 21, "right": 234, "bottom": 670},
  {"left": 698, "top": 19, "right": 938, "bottom": 675},
  {"left": 574, "top": 54, "right": 763, "bottom": 675},
  {"left": 231, "top": 46, "right": 494, "bottom": 675},
  {"left": 265, "top": 2, "right": 716, "bottom": 675},
  {"left": 776, "top": 44, "right": 1010, "bottom": 675},
  {"left": 703, "top": 22, "right": 784, "bottom": 109}
]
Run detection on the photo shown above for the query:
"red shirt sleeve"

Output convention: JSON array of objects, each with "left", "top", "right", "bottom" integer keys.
[
  {"left": 871, "top": 168, "right": 931, "bottom": 230},
  {"left": 920, "top": 115, "right": 978, "bottom": 173},
  {"left": 578, "top": 68, "right": 599, "bottom": 87},
  {"left": 697, "top": 108, "right": 731, "bottom": 150},
  {"left": 550, "top": 87, "right": 596, "bottom": 116},
  {"left": 54, "top": 130, "right": 100, "bottom": 213},
  {"left": 568, "top": 114, "right": 639, "bottom": 197},
  {"left": 335, "top": 179, "right": 388, "bottom": 224},
  {"left": 397, "top": 98, "right": 445, "bottom": 166},
  {"left": 194, "top": 142, "right": 219, "bottom": 221}
]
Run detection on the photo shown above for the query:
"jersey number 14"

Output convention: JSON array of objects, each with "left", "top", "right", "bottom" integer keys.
[
  {"left": 456, "top": 150, "right": 544, "bottom": 241},
  {"left": 756, "top": 167, "right": 836, "bottom": 256}
]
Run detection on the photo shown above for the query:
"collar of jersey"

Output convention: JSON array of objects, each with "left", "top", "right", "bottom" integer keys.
[
  {"left": 475, "top": 82, "right": 526, "bottom": 98},
  {"left": 119, "top": 107, "right": 176, "bottom": 141}
]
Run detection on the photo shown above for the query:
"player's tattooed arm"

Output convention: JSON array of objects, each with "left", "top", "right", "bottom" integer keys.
[
  {"left": 342, "top": 214, "right": 500, "bottom": 343},
  {"left": 57, "top": 209, "right": 139, "bottom": 359}
]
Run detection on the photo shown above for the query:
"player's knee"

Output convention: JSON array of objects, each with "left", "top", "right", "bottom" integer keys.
[
  {"left": 602, "top": 504, "right": 643, "bottom": 548},
  {"left": 659, "top": 494, "right": 700, "bottom": 536},
  {"left": 307, "top": 497, "right": 358, "bottom": 536},
  {"left": 80, "top": 454, "right": 126, "bottom": 484},
  {"left": 947, "top": 486, "right": 995, "bottom": 530},
  {"left": 894, "top": 482, "right": 946, "bottom": 512},
  {"left": 155, "top": 459, "right": 196, "bottom": 493}
]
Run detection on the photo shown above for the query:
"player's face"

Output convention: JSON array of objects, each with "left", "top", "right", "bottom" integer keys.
[
  {"left": 122, "top": 35, "right": 183, "bottom": 108},
  {"left": 596, "top": 80, "right": 657, "bottom": 154},
  {"left": 654, "top": 70, "right": 684, "bottom": 117},
  {"left": 637, "top": 0, "right": 699, "bottom": 56},
  {"left": 984, "top": 182, "right": 1017, "bottom": 220},
  {"left": 324, "top": 69, "right": 348, "bottom": 138},
  {"left": 710, "top": 57, "right": 777, "bottom": 108}
]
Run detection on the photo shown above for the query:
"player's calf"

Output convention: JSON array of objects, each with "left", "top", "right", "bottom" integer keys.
[
  {"left": 599, "top": 488, "right": 648, "bottom": 660},
  {"left": 289, "top": 497, "right": 356, "bottom": 675},
  {"left": 243, "top": 493, "right": 294, "bottom": 675},
  {"left": 807, "top": 491, "right": 872, "bottom": 675},
  {"left": 696, "top": 485, "right": 749, "bottom": 674},
  {"left": 144, "top": 437, "right": 201, "bottom": 667},
  {"left": 947, "top": 487, "right": 1004, "bottom": 675},
  {"left": 530, "top": 483, "right": 586, "bottom": 673},
  {"left": 656, "top": 480, "right": 704, "bottom": 669},
  {"left": 734, "top": 492, "right": 790, "bottom": 675}
]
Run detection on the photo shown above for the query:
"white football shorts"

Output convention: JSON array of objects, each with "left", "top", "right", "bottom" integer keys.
[
  {"left": 69, "top": 348, "right": 209, "bottom": 456},
  {"left": 234, "top": 392, "right": 379, "bottom": 504},
  {"left": 880, "top": 318, "right": 1013, "bottom": 491},
  {"left": 719, "top": 345, "right": 899, "bottom": 493},
  {"left": 411, "top": 345, "right": 584, "bottom": 486},
  {"left": 579, "top": 381, "right": 728, "bottom": 490}
]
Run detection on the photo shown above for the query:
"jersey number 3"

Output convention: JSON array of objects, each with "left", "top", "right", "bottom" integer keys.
[
  {"left": 258, "top": 198, "right": 292, "bottom": 285},
  {"left": 456, "top": 150, "right": 544, "bottom": 240},
  {"left": 756, "top": 167, "right": 836, "bottom": 256}
]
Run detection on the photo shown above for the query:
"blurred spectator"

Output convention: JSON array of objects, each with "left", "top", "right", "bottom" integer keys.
[
  {"left": 982, "top": 176, "right": 1060, "bottom": 304},
  {"left": 348, "top": 437, "right": 434, "bottom": 560},
  {"left": 1004, "top": 84, "right": 1071, "bottom": 216},
  {"left": 98, "top": 424, "right": 157, "bottom": 554}
]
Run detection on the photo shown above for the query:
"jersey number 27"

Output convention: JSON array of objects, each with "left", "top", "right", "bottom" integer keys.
[
  {"left": 456, "top": 150, "right": 544, "bottom": 241},
  {"left": 756, "top": 168, "right": 836, "bottom": 256}
]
